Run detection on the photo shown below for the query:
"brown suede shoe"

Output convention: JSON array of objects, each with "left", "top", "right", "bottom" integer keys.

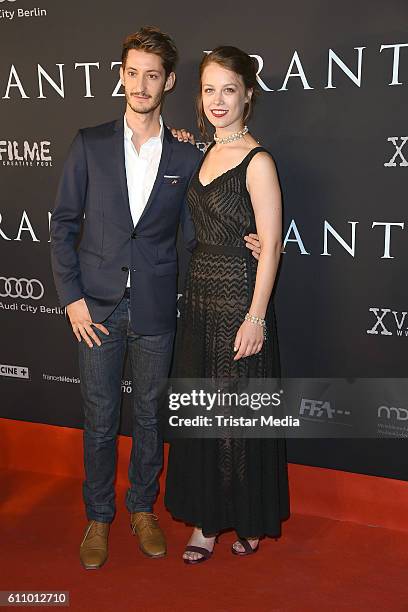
[
  {"left": 130, "top": 512, "right": 166, "bottom": 558},
  {"left": 80, "top": 520, "right": 110, "bottom": 569}
]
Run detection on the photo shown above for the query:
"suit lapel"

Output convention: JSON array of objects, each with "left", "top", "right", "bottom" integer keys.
[
  {"left": 136, "top": 126, "right": 173, "bottom": 227},
  {"left": 113, "top": 118, "right": 134, "bottom": 230}
]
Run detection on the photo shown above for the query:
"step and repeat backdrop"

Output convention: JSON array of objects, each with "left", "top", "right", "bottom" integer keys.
[{"left": 0, "top": 0, "right": 407, "bottom": 479}]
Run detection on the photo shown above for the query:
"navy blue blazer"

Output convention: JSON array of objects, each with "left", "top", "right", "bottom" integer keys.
[{"left": 50, "top": 118, "right": 202, "bottom": 334}]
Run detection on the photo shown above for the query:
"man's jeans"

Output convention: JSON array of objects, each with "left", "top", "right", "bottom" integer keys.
[{"left": 78, "top": 289, "right": 175, "bottom": 523}]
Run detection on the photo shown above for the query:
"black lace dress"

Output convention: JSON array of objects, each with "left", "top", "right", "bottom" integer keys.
[{"left": 164, "top": 145, "right": 290, "bottom": 538}]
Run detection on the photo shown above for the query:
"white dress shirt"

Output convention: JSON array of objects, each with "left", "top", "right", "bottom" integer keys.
[{"left": 124, "top": 114, "right": 164, "bottom": 286}]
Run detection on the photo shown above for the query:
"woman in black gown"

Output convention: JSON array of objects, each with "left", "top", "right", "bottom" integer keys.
[{"left": 165, "top": 46, "right": 290, "bottom": 563}]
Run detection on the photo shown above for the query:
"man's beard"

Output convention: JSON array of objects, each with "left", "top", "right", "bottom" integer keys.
[{"left": 126, "top": 90, "right": 163, "bottom": 115}]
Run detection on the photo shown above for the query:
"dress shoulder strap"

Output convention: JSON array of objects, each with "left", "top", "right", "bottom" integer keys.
[{"left": 240, "top": 146, "right": 271, "bottom": 169}]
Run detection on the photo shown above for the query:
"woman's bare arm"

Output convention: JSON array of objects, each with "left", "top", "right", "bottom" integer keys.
[{"left": 233, "top": 151, "right": 282, "bottom": 360}]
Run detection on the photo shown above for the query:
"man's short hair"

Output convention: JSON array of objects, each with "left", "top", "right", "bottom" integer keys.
[{"left": 122, "top": 26, "right": 178, "bottom": 77}]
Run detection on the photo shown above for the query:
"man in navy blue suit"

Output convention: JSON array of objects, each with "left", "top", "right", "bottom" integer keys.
[{"left": 51, "top": 26, "right": 259, "bottom": 569}]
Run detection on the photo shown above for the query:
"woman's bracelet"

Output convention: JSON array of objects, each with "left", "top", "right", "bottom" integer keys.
[
  {"left": 245, "top": 313, "right": 265, "bottom": 327},
  {"left": 244, "top": 312, "right": 267, "bottom": 339}
]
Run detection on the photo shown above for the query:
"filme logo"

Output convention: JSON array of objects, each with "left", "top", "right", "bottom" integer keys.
[
  {"left": 0, "top": 0, "right": 47, "bottom": 21},
  {"left": 366, "top": 308, "right": 408, "bottom": 338},
  {"left": 0, "top": 140, "right": 52, "bottom": 167},
  {"left": 0, "top": 363, "right": 30, "bottom": 380}
]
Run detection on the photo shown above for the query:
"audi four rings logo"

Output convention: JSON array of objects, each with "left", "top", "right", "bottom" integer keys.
[{"left": 0, "top": 277, "right": 44, "bottom": 300}]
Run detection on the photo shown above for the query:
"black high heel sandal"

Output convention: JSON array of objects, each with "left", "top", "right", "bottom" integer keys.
[
  {"left": 231, "top": 537, "right": 260, "bottom": 556},
  {"left": 183, "top": 535, "right": 219, "bottom": 565}
]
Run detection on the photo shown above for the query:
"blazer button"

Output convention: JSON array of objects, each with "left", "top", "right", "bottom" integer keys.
[
  {"left": 131, "top": 232, "right": 137, "bottom": 239},
  {"left": 121, "top": 266, "right": 128, "bottom": 272}
]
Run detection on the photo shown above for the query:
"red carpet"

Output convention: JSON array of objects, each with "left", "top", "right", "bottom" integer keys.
[
  {"left": 1, "top": 419, "right": 408, "bottom": 610},
  {"left": 1, "top": 470, "right": 408, "bottom": 611}
]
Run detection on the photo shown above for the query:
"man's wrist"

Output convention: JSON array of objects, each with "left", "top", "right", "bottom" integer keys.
[{"left": 65, "top": 296, "right": 84, "bottom": 309}]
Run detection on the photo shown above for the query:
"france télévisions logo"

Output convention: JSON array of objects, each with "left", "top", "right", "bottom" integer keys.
[
  {"left": 0, "top": 140, "right": 52, "bottom": 167},
  {"left": 0, "top": 363, "right": 30, "bottom": 379}
]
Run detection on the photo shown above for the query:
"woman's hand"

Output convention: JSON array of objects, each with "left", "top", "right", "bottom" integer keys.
[
  {"left": 170, "top": 127, "right": 195, "bottom": 144},
  {"left": 233, "top": 320, "right": 264, "bottom": 361}
]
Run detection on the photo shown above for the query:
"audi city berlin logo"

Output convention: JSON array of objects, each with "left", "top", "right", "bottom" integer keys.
[{"left": 0, "top": 277, "right": 44, "bottom": 300}]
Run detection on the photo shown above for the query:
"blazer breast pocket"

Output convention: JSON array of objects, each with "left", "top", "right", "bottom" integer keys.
[{"left": 162, "top": 175, "right": 187, "bottom": 186}]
